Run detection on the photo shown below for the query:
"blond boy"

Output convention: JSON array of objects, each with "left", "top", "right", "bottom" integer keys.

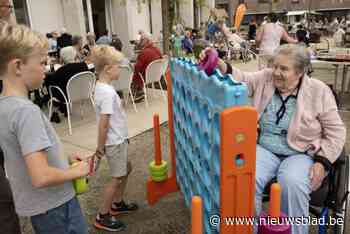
[
  {"left": 91, "top": 45, "right": 138, "bottom": 232},
  {"left": 0, "top": 22, "right": 89, "bottom": 234}
]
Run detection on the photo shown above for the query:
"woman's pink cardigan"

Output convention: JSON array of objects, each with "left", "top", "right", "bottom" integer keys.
[{"left": 231, "top": 67, "right": 346, "bottom": 163}]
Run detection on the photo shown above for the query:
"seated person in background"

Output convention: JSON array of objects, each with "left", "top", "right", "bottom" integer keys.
[
  {"left": 182, "top": 30, "right": 193, "bottom": 54},
  {"left": 60, "top": 35, "right": 85, "bottom": 64},
  {"left": 96, "top": 30, "right": 112, "bottom": 45},
  {"left": 296, "top": 24, "right": 309, "bottom": 46},
  {"left": 134, "top": 30, "right": 152, "bottom": 51},
  {"left": 47, "top": 32, "right": 58, "bottom": 53},
  {"left": 46, "top": 61, "right": 89, "bottom": 119},
  {"left": 193, "top": 32, "right": 210, "bottom": 59},
  {"left": 112, "top": 34, "right": 123, "bottom": 51},
  {"left": 83, "top": 32, "right": 96, "bottom": 54},
  {"left": 111, "top": 40, "right": 130, "bottom": 67},
  {"left": 202, "top": 44, "right": 346, "bottom": 234},
  {"left": 132, "top": 36, "right": 162, "bottom": 101},
  {"left": 227, "top": 27, "right": 245, "bottom": 50},
  {"left": 57, "top": 27, "right": 72, "bottom": 49}
]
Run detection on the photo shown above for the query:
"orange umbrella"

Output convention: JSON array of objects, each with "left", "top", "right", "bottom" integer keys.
[{"left": 234, "top": 3, "right": 247, "bottom": 30}]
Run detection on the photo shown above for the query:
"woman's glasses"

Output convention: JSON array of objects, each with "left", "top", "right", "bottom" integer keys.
[{"left": 272, "top": 64, "right": 291, "bottom": 77}]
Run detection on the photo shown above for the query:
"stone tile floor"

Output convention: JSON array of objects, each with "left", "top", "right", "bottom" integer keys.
[{"left": 21, "top": 58, "right": 350, "bottom": 233}]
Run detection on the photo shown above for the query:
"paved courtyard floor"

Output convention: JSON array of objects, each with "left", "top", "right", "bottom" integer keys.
[{"left": 21, "top": 58, "right": 350, "bottom": 233}]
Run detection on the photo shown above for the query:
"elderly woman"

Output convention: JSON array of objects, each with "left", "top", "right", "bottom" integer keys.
[{"left": 211, "top": 44, "right": 346, "bottom": 234}]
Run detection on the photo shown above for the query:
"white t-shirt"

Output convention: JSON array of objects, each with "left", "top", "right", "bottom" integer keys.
[
  {"left": 334, "top": 28, "right": 345, "bottom": 45},
  {"left": 259, "top": 23, "right": 285, "bottom": 56},
  {"left": 94, "top": 82, "right": 128, "bottom": 146}
]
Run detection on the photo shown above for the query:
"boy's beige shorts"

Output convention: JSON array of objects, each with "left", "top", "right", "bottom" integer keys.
[{"left": 105, "top": 141, "right": 128, "bottom": 178}]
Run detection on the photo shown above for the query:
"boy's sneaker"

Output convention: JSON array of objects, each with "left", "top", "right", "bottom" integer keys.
[
  {"left": 110, "top": 201, "right": 139, "bottom": 216},
  {"left": 94, "top": 213, "right": 126, "bottom": 232}
]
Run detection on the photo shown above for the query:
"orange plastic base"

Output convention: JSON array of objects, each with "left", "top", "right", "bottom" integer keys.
[{"left": 147, "top": 175, "right": 179, "bottom": 205}]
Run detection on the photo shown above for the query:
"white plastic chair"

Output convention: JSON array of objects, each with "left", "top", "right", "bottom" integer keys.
[
  {"left": 48, "top": 71, "right": 96, "bottom": 135},
  {"left": 139, "top": 58, "right": 168, "bottom": 105},
  {"left": 111, "top": 65, "right": 137, "bottom": 112},
  {"left": 161, "top": 55, "right": 169, "bottom": 84}
]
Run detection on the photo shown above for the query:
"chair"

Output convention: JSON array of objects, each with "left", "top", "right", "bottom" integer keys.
[
  {"left": 48, "top": 71, "right": 96, "bottom": 135},
  {"left": 161, "top": 55, "right": 169, "bottom": 85},
  {"left": 139, "top": 58, "right": 168, "bottom": 105},
  {"left": 262, "top": 149, "right": 350, "bottom": 234},
  {"left": 111, "top": 65, "right": 137, "bottom": 112}
]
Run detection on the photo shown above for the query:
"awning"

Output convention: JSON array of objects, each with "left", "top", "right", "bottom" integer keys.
[
  {"left": 210, "top": 8, "right": 229, "bottom": 19},
  {"left": 244, "top": 11, "right": 284, "bottom": 15},
  {"left": 316, "top": 8, "right": 350, "bottom": 12},
  {"left": 286, "top": 10, "right": 321, "bottom": 16}
]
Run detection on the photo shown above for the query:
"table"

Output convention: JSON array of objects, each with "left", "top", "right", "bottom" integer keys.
[
  {"left": 311, "top": 59, "right": 350, "bottom": 109},
  {"left": 311, "top": 59, "right": 350, "bottom": 93}
]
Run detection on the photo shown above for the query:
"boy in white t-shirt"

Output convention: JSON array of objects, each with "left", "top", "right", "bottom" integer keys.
[{"left": 91, "top": 45, "right": 138, "bottom": 232}]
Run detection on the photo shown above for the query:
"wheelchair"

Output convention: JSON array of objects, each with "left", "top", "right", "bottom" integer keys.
[{"left": 262, "top": 149, "right": 350, "bottom": 234}]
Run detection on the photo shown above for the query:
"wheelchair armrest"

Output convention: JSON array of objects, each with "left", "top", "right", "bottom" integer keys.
[{"left": 332, "top": 150, "right": 347, "bottom": 166}]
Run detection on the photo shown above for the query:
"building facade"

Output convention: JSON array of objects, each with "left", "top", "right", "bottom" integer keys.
[
  {"left": 217, "top": 0, "right": 350, "bottom": 25},
  {"left": 10, "top": 0, "right": 215, "bottom": 57}
]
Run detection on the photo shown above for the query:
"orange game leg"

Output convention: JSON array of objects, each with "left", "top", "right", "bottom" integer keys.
[
  {"left": 147, "top": 67, "right": 179, "bottom": 205},
  {"left": 220, "top": 107, "right": 258, "bottom": 234},
  {"left": 192, "top": 196, "right": 203, "bottom": 234}
]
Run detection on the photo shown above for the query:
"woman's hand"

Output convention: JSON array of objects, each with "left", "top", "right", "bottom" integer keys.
[
  {"left": 199, "top": 47, "right": 210, "bottom": 61},
  {"left": 309, "top": 162, "right": 326, "bottom": 191},
  {"left": 199, "top": 47, "right": 227, "bottom": 74}
]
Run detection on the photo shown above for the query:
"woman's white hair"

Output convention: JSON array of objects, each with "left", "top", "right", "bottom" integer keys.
[{"left": 273, "top": 44, "right": 311, "bottom": 74}]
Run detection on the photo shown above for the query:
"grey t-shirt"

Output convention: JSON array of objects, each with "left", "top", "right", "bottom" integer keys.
[{"left": 0, "top": 96, "right": 75, "bottom": 216}]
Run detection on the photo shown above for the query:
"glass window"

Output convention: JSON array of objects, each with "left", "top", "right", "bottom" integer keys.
[
  {"left": 82, "top": 0, "right": 90, "bottom": 33},
  {"left": 13, "top": 0, "right": 30, "bottom": 25}
]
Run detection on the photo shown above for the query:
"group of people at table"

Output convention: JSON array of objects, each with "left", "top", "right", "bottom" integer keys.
[
  {"left": 34, "top": 30, "right": 163, "bottom": 121},
  {"left": 0, "top": 1, "right": 347, "bottom": 234}
]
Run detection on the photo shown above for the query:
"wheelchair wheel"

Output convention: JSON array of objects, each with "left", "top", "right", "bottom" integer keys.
[{"left": 333, "top": 154, "right": 350, "bottom": 234}]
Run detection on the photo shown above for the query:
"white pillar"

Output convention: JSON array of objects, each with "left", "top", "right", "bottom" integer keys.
[
  {"left": 86, "top": 0, "right": 94, "bottom": 33},
  {"left": 105, "top": 0, "right": 112, "bottom": 36},
  {"left": 151, "top": 0, "right": 162, "bottom": 41},
  {"left": 109, "top": 0, "right": 133, "bottom": 58},
  {"left": 61, "top": 0, "right": 86, "bottom": 37},
  {"left": 179, "top": 0, "right": 194, "bottom": 28},
  {"left": 201, "top": 0, "right": 215, "bottom": 24}
]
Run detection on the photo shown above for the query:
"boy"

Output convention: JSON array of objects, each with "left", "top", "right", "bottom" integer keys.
[
  {"left": 0, "top": 22, "right": 89, "bottom": 234},
  {"left": 0, "top": 2, "right": 21, "bottom": 234},
  {"left": 91, "top": 45, "right": 138, "bottom": 232}
]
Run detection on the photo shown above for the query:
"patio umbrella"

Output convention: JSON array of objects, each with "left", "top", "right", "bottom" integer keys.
[{"left": 234, "top": 3, "right": 247, "bottom": 30}]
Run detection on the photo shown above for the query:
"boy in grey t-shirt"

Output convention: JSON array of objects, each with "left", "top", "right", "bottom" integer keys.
[{"left": 0, "top": 22, "right": 89, "bottom": 234}]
